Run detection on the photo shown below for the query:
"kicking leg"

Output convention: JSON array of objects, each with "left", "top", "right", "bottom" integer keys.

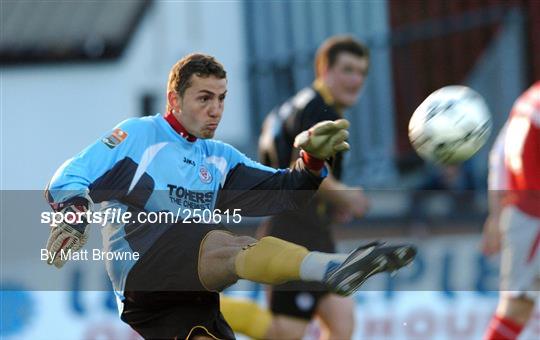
[{"left": 199, "top": 232, "right": 416, "bottom": 295}]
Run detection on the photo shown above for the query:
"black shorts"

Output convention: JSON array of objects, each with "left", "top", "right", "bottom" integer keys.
[
  {"left": 266, "top": 213, "right": 335, "bottom": 320},
  {"left": 121, "top": 222, "right": 235, "bottom": 339}
]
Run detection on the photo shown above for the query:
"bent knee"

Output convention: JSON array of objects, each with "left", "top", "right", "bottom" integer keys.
[
  {"left": 230, "top": 235, "right": 258, "bottom": 247},
  {"left": 199, "top": 231, "right": 254, "bottom": 290},
  {"left": 200, "top": 232, "right": 257, "bottom": 266},
  {"left": 202, "top": 230, "right": 255, "bottom": 250}
]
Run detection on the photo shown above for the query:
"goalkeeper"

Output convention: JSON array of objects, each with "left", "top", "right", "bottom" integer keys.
[{"left": 44, "top": 53, "right": 415, "bottom": 340}]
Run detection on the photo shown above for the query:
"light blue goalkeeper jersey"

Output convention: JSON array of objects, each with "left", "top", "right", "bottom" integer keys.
[{"left": 46, "top": 113, "right": 323, "bottom": 308}]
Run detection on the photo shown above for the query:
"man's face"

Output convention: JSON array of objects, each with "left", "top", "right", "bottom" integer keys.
[
  {"left": 324, "top": 52, "right": 368, "bottom": 108},
  {"left": 171, "top": 75, "right": 227, "bottom": 139}
]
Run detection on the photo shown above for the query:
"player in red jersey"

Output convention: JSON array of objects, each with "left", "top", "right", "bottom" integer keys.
[{"left": 483, "top": 81, "right": 540, "bottom": 340}]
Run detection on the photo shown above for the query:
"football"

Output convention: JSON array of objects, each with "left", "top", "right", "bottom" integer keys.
[{"left": 408, "top": 85, "right": 492, "bottom": 164}]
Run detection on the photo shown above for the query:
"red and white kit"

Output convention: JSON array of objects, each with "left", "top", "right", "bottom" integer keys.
[{"left": 495, "top": 82, "right": 540, "bottom": 298}]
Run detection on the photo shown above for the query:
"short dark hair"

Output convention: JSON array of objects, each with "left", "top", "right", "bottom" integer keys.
[
  {"left": 314, "top": 35, "right": 369, "bottom": 78},
  {"left": 167, "top": 53, "right": 226, "bottom": 111}
]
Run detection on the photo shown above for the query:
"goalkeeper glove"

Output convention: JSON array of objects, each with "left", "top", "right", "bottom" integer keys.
[
  {"left": 294, "top": 119, "right": 350, "bottom": 161},
  {"left": 45, "top": 197, "right": 90, "bottom": 268}
]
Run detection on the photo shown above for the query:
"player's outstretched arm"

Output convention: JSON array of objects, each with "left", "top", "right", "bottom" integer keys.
[{"left": 216, "top": 119, "right": 350, "bottom": 215}]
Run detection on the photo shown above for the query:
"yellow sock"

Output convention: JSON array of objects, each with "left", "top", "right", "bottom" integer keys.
[
  {"left": 235, "top": 236, "right": 309, "bottom": 284},
  {"left": 220, "top": 296, "right": 272, "bottom": 339}
]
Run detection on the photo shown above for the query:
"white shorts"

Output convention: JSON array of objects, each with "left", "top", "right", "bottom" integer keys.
[{"left": 499, "top": 205, "right": 540, "bottom": 300}]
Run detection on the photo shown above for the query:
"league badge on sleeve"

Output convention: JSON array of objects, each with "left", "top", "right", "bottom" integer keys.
[{"left": 101, "top": 128, "right": 128, "bottom": 149}]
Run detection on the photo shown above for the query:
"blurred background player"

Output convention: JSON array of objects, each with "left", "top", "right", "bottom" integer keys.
[
  {"left": 222, "top": 35, "right": 371, "bottom": 339},
  {"left": 483, "top": 81, "right": 540, "bottom": 340}
]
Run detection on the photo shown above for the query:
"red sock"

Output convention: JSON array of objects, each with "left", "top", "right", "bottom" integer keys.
[{"left": 484, "top": 314, "right": 524, "bottom": 340}]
